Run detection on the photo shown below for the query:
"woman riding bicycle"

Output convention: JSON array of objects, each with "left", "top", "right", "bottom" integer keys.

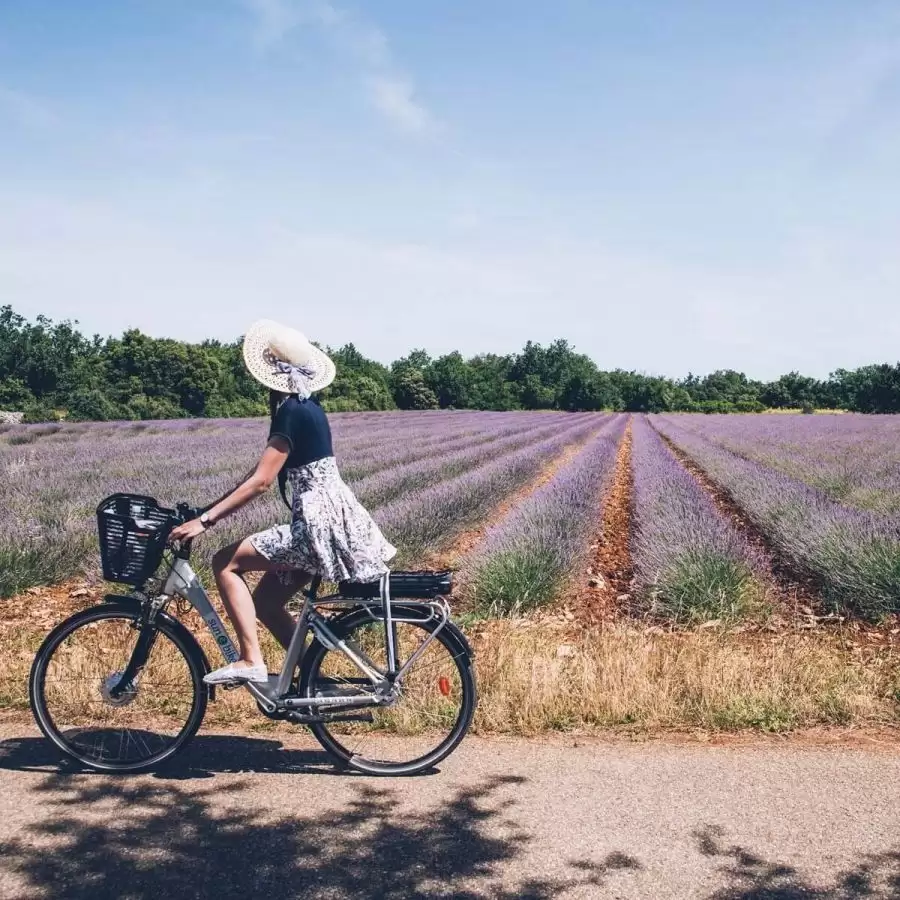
[{"left": 169, "top": 319, "right": 396, "bottom": 685}]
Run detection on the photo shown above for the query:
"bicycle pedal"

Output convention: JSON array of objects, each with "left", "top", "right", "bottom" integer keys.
[{"left": 221, "top": 681, "right": 244, "bottom": 691}]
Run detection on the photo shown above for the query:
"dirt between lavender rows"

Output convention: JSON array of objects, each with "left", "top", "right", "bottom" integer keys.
[{"left": 567, "top": 417, "right": 634, "bottom": 625}]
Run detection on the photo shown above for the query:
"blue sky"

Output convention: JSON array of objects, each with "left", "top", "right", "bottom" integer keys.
[{"left": 1, "top": 1, "right": 898, "bottom": 378}]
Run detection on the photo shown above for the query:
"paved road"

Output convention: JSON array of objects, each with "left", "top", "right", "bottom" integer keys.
[{"left": 0, "top": 724, "right": 898, "bottom": 899}]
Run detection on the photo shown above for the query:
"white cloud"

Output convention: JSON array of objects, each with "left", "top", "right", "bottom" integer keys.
[
  {"left": 242, "top": 0, "right": 303, "bottom": 48},
  {"left": 367, "top": 75, "right": 439, "bottom": 135},
  {"left": 241, "top": 0, "right": 440, "bottom": 135}
]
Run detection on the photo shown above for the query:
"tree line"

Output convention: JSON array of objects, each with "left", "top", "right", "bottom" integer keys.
[{"left": 1, "top": 306, "right": 898, "bottom": 420}]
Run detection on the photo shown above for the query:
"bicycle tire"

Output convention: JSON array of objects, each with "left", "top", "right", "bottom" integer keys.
[
  {"left": 300, "top": 608, "right": 476, "bottom": 776},
  {"left": 29, "top": 602, "right": 208, "bottom": 773}
]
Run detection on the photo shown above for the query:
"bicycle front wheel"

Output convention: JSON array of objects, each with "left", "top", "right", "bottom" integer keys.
[
  {"left": 301, "top": 608, "right": 476, "bottom": 775},
  {"left": 29, "top": 602, "right": 207, "bottom": 773}
]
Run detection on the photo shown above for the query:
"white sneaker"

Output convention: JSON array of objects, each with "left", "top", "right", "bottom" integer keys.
[{"left": 203, "top": 663, "right": 268, "bottom": 685}]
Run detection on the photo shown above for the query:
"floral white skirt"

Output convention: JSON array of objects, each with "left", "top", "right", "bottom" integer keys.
[{"left": 250, "top": 457, "right": 396, "bottom": 583}]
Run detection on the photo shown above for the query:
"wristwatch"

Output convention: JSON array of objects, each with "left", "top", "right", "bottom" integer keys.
[{"left": 200, "top": 512, "right": 215, "bottom": 529}]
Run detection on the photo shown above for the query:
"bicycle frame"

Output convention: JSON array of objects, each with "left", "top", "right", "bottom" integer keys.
[{"left": 160, "top": 557, "right": 450, "bottom": 716}]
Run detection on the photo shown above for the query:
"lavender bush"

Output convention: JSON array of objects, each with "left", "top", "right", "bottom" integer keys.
[
  {"left": 0, "top": 411, "right": 592, "bottom": 596},
  {"left": 377, "top": 415, "right": 611, "bottom": 565},
  {"left": 353, "top": 416, "right": 595, "bottom": 509},
  {"left": 653, "top": 417, "right": 900, "bottom": 619},
  {"left": 339, "top": 413, "right": 552, "bottom": 482},
  {"left": 631, "top": 416, "right": 766, "bottom": 622},
  {"left": 464, "top": 416, "right": 626, "bottom": 616},
  {"left": 664, "top": 413, "right": 900, "bottom": 518}
]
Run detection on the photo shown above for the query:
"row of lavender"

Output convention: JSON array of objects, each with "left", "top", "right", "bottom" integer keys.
[
  {"left": 461, "top": 415, "right": 626, "bottom": 615},
  {"left": 0, "top": 411, "right": 602, "bottom": 596},
  {"left": 652, "top": 416, "right": 900, "bottom": 618},
  {"left": 380, "top": 414, "right": 610, "bottom": 564},
  {"left": 630, "top": 417, "right": 766, "bottom": 621},
  {"left": 662, "top": 413, "right": 900, "bottom": 518},
  {"left": 350, "top": 415, "right": 597, "bottom": 509}
]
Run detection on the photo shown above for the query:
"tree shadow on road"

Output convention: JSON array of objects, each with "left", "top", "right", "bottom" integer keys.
[
  {"left": 696, "top": 824, "right": 900, "bottom": 899},
  {"left": 0, "top": 767, "right": 642, "bottom": 899},
  {"left": 0, "top": 733, "right": 342, "bottom": 779}
]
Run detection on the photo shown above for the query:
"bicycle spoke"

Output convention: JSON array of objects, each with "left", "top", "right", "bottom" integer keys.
[
  {"left": 308, "top": 617, "right": 472, "bottom": 771},
  {"left": 395, "top": 649, "right": 467, "bottom": 680},
  {"left": 36, "top": 609, "right": 202, "bottom": 770}
]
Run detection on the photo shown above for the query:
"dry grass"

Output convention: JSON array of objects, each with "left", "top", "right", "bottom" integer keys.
[
  {"left": 3, "top": 588, "right": 898, "bottom": 735},
  {"left": 468, "top": 620, "right": 900, "bottom": 734}
]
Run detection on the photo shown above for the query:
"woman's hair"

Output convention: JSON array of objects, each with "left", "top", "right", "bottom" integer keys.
[
  {"left": 269, "top": 389, "right": 291, "bottom": 509},
  {"left": 269, "top": 388, "right": 287, "bottom": 423}
]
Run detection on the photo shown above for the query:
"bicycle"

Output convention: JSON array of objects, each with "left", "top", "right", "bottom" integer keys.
[{"left": 29, "top": 493, "right": 477, "bottom": 775}]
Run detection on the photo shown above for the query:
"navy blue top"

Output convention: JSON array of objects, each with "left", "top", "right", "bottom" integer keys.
[{"left": 268, "top": 397, "right": 333, "bottom": 468}]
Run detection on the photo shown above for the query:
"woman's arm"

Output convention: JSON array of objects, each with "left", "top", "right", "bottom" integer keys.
[{"left": 169, "top": 437, "right": 289, "bottom": 542}]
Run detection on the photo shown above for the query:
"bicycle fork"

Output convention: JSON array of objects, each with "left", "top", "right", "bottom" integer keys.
[{"left": 109, "top": 596, "right": 167, "bottom": 699}]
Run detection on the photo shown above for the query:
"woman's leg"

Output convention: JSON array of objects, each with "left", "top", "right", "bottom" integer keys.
[
  {"left": 212, "top": 539, "right": 292, "bottom": 669},
  {"left": 253, "top": 570, "right": 310, "bottom": 650}
]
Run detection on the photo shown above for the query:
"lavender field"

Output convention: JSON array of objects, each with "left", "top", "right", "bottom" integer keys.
[
  {"left": 1, "top": 410, "right": 899, "bottom": 623},
  {"left": 652, "top": 415, "right": 900, "bottom": 618},
  {"left": 659, "top": 413, "right": 900, "bottom": 517},
  {"left": 0, "top": 411, "right": 607, "bottom": 598}
]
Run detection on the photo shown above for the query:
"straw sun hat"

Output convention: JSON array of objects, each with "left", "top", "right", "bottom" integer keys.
[{"left": 242, "top": 319, "right": 336, "bottom": 396}]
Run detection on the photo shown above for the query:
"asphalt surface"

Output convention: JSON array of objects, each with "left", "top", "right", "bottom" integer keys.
[{"left": 0, "top": 724, "right": 898, "bottom": 899}]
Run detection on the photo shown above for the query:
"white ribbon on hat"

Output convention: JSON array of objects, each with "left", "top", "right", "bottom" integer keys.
[{"left": 265, "top": 351, "right": 316, "bottom": 398}]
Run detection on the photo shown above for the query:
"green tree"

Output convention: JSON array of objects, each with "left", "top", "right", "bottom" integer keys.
[
  {"left": 0, "top": 377, "right": 34, "bottom": 409},
  {"left": 67, "top": 388, "right": 123, "bottom": 422},
  {"left": 0, "top": 305, "right": 90, "bottom": 400},
  {"left": 466, "top": 354, "right": 519, "bottom": 410},
  {"left": 426, "top": 352, "right": 473, "bottom": 409},
  {"left": 760, "top": 372, "right": 824, "bottom": 409},
  {"left": 391, "top": 350, "right": 438, "bottom": 409},
  {"left": 393, "top": 369, "right": 439, "bottom": 410},
  {"left": 1, "top": 305, "right": 899, "bottom": 420},
  {"left": 832, "top": 364, "right": 900, "bottom": 413},
  {"left": 682, "top": 369, "right": 764, "bottom": 409},
  {"left": 321, "top": 343, "right": 395, "bottom": 412}
]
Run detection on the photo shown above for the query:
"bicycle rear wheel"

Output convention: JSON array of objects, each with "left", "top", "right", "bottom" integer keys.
[
  {"left": 300, "top": 608, "right": 476, "bottom": 775},
  {"left": 29, "top": 602, "right": 207, "bottom": 773}
]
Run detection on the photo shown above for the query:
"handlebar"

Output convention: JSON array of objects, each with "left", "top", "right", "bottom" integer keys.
[
  {"left": 166, "top": 502, "right": 213, "bottom": 559},
  {"left": 174, "top": 502, "right": 205, "bottom": 524}
]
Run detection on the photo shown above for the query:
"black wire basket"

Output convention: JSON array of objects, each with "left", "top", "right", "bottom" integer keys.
[{"left": 96, "top": 494, "right": 175, "bottom": 586}]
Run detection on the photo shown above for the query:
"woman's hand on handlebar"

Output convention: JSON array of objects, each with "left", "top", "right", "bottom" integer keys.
[{"left": 169, "top": 518, "right": 206, "bottom": 543}]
